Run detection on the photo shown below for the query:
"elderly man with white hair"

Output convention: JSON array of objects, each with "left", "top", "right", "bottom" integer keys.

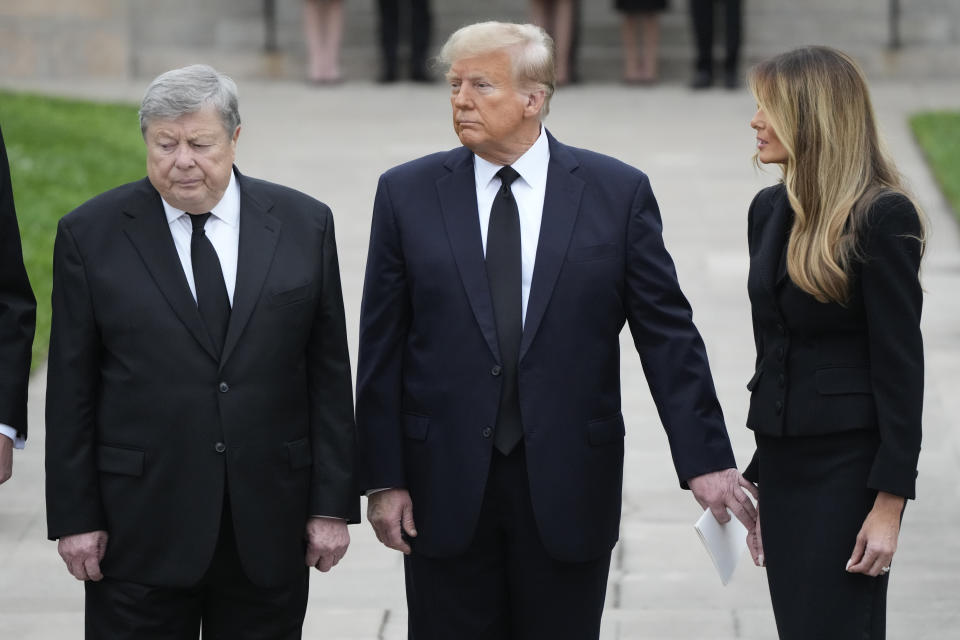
[
  {"left": 357, "top": 20, "right": 757, "bottom": 639},
  {"left": 45, "top": 64, "right": 358, "bottom": 639}
]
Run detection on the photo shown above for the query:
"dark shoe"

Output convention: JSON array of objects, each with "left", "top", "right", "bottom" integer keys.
[
  {"left": 378, "top": 67, "right": 398, "bottom": 84},
  {"left": 691, "top": 70, "right": 713, "bottom": 90},
  {"left": 724, "top": 70, "right": 740, "bottom": 89}
]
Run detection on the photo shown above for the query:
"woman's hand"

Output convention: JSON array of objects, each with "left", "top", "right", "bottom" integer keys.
[
  {"left": 747, "top": 503, "right": 765, "bottom": 566},
  {"left": 846, "top": 491, "right": 905, "bottom": 577}
]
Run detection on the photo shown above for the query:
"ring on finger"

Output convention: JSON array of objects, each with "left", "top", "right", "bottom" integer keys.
[{"left": 880, "top": 566, "right": 891, "bottom": 574}]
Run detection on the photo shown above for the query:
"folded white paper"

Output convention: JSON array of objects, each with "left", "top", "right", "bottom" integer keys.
[{"left": 694, "top": 508, "right": 748, "bottom": 585}]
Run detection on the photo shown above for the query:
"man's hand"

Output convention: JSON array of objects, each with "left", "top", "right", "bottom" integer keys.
[
  {"left": 305, "top": 518, "right": 350, "bottom": 572},
  {"left": 846, "top": 491, "right": 904, "bottom": 577},
  {"left": 688, "top": 468, "right": 758, "bottom": 531},
  {"left": 58, "top": 531, "right": 109, "bottom": 581},
  {"left": 0, "top": 436, "right": 12, "bottom": 485},
  {"left": 367, "top": 488, "right": 417, "bottom": 554}
]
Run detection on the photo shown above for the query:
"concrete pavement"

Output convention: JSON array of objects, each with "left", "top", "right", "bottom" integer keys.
[{"left": 1, "top": 76, "right": 959, "bottom": 639}]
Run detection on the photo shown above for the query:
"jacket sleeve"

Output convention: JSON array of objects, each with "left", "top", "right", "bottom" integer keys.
[
  {"left": 0, "top": 125, "right": 36, "bottom": 440},
  {"left": 355, "top": 175, "right": 412, "bottom": 492},
  {"left": 307, "top": 209, "right": 360, "bottom": 521},
  {"left": 624, "top": 174, "right": 736, "bottom": 487},
  {"left": 45, "top": 220, "right": 107, "bottom": 539},
  {"left": 860, "top": 196, "right": 924, "bottom": 499}
]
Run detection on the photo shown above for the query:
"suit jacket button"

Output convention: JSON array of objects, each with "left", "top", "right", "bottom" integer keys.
[
  {"left": 214, "top": 442, "right": 227, "bottom": 453},
  {"left": 776, "top": 347, "right": 785, "bottom": 361},
  {"left": 218, "top": 382, "right": 229, "bottom": 393},
  {"left": 777, "top": 323, "right": 785, "bottom": 335},
  {"left": 774, "top": 400, "right": 783, "bottom": 415},
  {"left": 491, "top": 366, "right": 502, "bottom": 376},
  {"left": 777, "top": 374, "right": 785, "bottom": 387},
  {"left": 481, "top": 426, "right": 493, "bottom": 438}
]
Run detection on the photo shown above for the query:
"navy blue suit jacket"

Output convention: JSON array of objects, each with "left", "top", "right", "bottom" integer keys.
[{"left": 357, "top": 132, "right": 735, "bottom": 562}]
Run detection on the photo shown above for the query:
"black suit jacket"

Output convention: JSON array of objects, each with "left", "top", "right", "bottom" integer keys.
[
  {"left": 357, "top": 133, "right": 736, "bottom": 563},
  {"left": 45, "top": 169, "right": 358, "bottom": 588},
  {"left": 0, "top": 125, "right": 36, "bottom": 437},
  {"left": 744, "top": 184, "right": 923, "bottom": 498}
]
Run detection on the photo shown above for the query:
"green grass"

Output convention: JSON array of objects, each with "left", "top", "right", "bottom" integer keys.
[
  {"left": 910, "top": 110, "right": 960, "bottom": 223},
  {"left": 0, "top": 91, "right": 145, "bottom": 369}
]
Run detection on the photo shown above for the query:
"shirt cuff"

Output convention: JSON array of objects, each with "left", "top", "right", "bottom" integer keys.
[
  {"left": 0, "top": 424, "right": 25, "bottom": 449},
  {"left": 310, "top": 515, "right": 346, "bottom": 521}
]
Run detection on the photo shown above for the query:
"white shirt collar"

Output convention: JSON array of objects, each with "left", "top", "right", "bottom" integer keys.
[
  {"left": 473, "top": 126, "right": 550, "bottom": 191},
  {"left": 161, "top": 169, "right": 240, "bottom": 227}
]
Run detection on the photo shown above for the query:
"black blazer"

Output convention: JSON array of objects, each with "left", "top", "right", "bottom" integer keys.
[
  {"left": 0, "top": 125, "right": 36, "bottom": 438},
  {"left": 45, "top": 169, "right": 358, "bottom": 588},
  {"left": 744, "top": 184, "right": 923, "bottom": 498},
  {"left": 357, "top": 133, "right": 736, "bottom": 563}
]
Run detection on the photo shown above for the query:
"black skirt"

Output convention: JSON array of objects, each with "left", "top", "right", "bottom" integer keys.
[{"left": 757, "top": 429, "right": 890, "bottom": 640}]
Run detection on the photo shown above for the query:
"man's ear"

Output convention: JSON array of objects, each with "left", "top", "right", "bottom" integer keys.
[{"left": 524, "top": 90, "right": 546, "bottom": 118}]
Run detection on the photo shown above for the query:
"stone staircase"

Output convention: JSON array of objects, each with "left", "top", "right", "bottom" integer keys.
[{"left": 2, "top": 0, "right": 959, "bottom": 82}]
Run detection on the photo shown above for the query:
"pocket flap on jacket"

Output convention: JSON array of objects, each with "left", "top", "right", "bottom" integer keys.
[
  {"left": 586, "top": 414, "right": 626, "bottom": 446},
  {"left": 268, "top": 283, "right": 311, "bottom": 308},
  {"left": 402, "top": 413, "right": 430, "bottom": 441},
  {"left": 815, "top": 367, "right": 873, "bottom": 395},
  {"left": 286, "top": 438, "right": 313, "bottom": 470},
  {"left": 97, "top": 445, "right": 145, "bottom": 476}
]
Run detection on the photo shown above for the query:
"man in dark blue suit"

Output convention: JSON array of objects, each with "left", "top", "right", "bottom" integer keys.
[{"left": 357, "top": 21, "right": 757, "bottom": 639}]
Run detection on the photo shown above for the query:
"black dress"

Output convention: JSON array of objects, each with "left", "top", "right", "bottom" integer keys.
[
  {"left": 743, "top": 184, "right": 923, "bottom": 640},
  {"left": 615, "top": 0, "right": 668, "bottom": 12}
]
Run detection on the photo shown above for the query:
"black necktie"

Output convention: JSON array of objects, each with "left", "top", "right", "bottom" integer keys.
[
  {"left": 190, "top": 213, "right": 231, "bottom": 357},
  {"left": 486, "top": 166, "right": 523, "bottom": 455}
]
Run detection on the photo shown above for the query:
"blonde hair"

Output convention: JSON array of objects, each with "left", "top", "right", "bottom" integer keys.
[
  {"left": 438, "top": 21, "right": 556, "bottom": 117},
  {"left": 748, "top": 46, "right": 924, "bottom": 303}
]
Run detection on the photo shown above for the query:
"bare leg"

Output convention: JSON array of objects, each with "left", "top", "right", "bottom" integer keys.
[
  {"left": 303, "top": 0, "right": 325, "bottom": 81},
  {"left": 319, "top": 0, "right": 344, "bottom": 81},
  {"left": 529, "top": 0, "right": 549, "bottom": 31},
  {"left": 620, "top": 13, "right": 640, "bottom": 81},
  {"left": 552, "top": 0, "right": 574, "bottom": 85},
  {"left": 638, "top": 12, "right": 660, "bottom": 81}
]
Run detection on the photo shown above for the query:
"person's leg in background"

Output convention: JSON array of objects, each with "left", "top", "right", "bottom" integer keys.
[
  {"left": 377, "top": 0, "right": 400, "bottom": 82},
  {"left": 689, "top": 0, "right": 714, "bottom": 88},
  {"left": 409, "top": 0, "right": 433, "bottom": 81}
]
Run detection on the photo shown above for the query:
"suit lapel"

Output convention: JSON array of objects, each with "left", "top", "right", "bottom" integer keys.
[
  {"left": 121, "top": 179, "right": 219, "bottom": 361},
  {"left": 437, "top": 148, "right": 501, "bottom": 361},
  {"left": 220, "top": 173, "right": 281, "bottom": 368},
  {"left": 520, "top": 135, "right": 584, "bottom": 361}
]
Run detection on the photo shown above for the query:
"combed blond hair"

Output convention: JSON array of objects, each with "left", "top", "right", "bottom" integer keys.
[
  {"left": 438, "top": 21, "right": 556, "bottom": 117},
  {"left": 748, "top": 46, "right": 925, "bottom": 304}
]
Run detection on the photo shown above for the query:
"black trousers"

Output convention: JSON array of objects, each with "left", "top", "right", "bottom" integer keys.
[
  {"left": 757, "top": 430, "right": 890, "bottom": 640},
  {"left": 690, "top": 0, "right": 741, "bottom": 74},
  {"left": 377, "top": 0, "right": 432, "bottom": 76},
  {"left": 404, "top": 445, "right": 612, "bottom": 640},
  {"left": 85, "top": 500, "right": 309, "bottom": 640}
]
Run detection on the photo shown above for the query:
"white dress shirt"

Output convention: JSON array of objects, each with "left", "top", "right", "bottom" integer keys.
[
  {"left": 0, "top": 423, "right": 22, "bottom": 448},
  {"left": 162, "top": 171, "right": 240, "bottom": 305},
  {"left": 473, "top": 126, "right": 550, "bottom": 326}
]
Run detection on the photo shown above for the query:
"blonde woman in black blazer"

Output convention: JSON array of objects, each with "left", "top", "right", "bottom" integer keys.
[{"left": 742, "top": 46, "right": 924, "bottom": 640}]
